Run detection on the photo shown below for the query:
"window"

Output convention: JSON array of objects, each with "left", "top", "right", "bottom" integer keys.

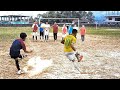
[
  {"left": 115, "top": 18, "right": 120, "bottom": 21},
  {"left": 108, "top": 17, "right": 112, "bottom": 20}
]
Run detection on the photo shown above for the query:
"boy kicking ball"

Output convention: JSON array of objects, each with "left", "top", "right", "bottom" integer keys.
[
  {"left": 9, "top": 32, "right": 33, "bottom": 75},
  {"left": 61, "top": 29, "right": 83, "bottom": 62}
]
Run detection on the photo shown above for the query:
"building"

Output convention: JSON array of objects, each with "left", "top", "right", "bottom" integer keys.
[
  {"left": 104, "top": 11, "right": 120, "bottom": 25},
  {"left": 0, "top": 15, "right": 31, "bottom": 24}
]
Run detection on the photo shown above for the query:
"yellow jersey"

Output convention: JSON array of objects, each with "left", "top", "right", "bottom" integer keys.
[{"left": 64, "top": 35, "right": 76, "bottom": 52}]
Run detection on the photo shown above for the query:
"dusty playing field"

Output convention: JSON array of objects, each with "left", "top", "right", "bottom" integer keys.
[{"left": 0, "top": 31, "right": 120, "bottom": 79}]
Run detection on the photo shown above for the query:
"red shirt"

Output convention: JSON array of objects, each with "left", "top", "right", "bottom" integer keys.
[
  {"left": 17, "top": 39, "right": 26, "bottom": 51},
  {"left": 80, "top": 27, "right": 86, "bottom": 35},
  {"left": 53, "top": 24, "right": 58, "bottom": 33},
  {"left": 62, "top": 26, "right": 67, "bottom": 34},
  {"left": 32, "top": 24, "right": 38, "bottom": 32}
]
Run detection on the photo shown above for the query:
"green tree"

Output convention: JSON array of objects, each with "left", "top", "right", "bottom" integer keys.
[
  {"left": 29, "top": 16, "right": 34, "bottom": 23},
  {"left": 37, "top": 11, "right": 95, "bottom": 24},
  {"left": 86, "top": 11, "right": 95, "bottom": 23}
]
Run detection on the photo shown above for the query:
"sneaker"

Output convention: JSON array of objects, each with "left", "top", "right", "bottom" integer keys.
[
  {"left": 78, "top": 55, "right": 83, "bottom": 62},
  {"left": 21, "top": 70, "right": 25, "bottom": 73},
  {"left": 17, "top": 70, "right": 25, "bottom": 75}
]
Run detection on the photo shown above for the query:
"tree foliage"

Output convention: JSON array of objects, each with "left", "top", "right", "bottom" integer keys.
[{"left": 37, "top": 11, "right": 95, "bottom": 24}]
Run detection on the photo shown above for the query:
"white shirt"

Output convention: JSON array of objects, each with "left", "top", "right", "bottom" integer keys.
[
  {"left": 62, "top": 26, "right": 67, "bottom": 31},
  {"left": 44, "top": 24, "right": 50, "bottom": 35},
  {"left": 73, "top": 26, "right": 78, "bottom": 30},
  {"left": 45, "top": 24, "right": 50, "bottom": 30}
]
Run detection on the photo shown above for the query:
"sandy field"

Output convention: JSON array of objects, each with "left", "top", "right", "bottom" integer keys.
[{"left": 0, "top": 32, "right": 120, "bottom": 79}]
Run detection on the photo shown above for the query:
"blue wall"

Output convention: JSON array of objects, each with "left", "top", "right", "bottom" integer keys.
[{"left": 0, "top": 21, "right": 29, "bottom": 24}]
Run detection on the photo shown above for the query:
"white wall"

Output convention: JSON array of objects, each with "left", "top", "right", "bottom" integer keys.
[{"left": 106, "top": 17, "right": 120, "bottom": 22}]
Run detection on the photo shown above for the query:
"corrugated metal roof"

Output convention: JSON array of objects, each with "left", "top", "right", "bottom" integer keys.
[{"left": 0, "top": 15, "right": 30, "bottom": 17}]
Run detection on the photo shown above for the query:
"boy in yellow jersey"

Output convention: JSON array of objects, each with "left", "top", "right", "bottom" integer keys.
[{"left": 61, "top": 29, "right": 83, "bottom": 62}]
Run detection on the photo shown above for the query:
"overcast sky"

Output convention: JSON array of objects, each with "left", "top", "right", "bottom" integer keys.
[{"left": 0, "top": 11, "right": 48, "bottom": 18}]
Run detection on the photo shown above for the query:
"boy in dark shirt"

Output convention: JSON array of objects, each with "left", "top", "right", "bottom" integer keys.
[{"left": 10, "top": 32, "right": 33, "bottom": 75}]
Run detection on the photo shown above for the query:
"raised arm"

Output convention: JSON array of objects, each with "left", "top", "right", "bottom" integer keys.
[{"left": 20, "top": 41, "right": 32, "bottom": 53}]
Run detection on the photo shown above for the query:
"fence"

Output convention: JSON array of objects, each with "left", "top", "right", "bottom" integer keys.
[{"left": 0, "top": 23, "right": 120, "bottom": 28}]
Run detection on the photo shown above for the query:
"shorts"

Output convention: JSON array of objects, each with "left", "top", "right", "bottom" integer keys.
[
  {"left": 32, "top": 32, "right": 38, "bottom": 36},
  {"left": 65, "top": 52, "right": 76, "bottom": 61},
  {"left": 62, "top": 34, "right": 67, "bottom": 38},
  {"left": 10, "top": 54, "right": 22, "bottom": 59}
]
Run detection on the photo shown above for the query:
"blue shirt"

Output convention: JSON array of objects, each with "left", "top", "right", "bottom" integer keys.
[
  {"left": 68, "top": 26, "right": 73, "bottom": 34},
  {"left": 39, "top": 24, "right": 44, "bottom": 32}
]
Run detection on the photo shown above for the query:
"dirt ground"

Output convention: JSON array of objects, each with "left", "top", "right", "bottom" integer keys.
[{"left": 0, "top": 33, "right": 120, "bottom": 79}]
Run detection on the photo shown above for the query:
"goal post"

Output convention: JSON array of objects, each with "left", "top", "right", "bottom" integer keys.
[{"left": 39, "top": 18, "right": 80, "bottom": 29}]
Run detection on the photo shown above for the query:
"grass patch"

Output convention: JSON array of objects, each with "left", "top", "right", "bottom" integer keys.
[
  {"left": 0, "top": 27, "right": 31, "bottom": 43},
  {"left": 86, "top": 27, "right": 120, "bottom": 38},
  {"left": 0, "top": 27, "right": 120, "bottom": 44}
]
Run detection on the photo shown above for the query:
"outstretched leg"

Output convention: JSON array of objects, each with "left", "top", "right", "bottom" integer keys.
[
  {"left": 15, "top": 58, "right": 20, "bottom": 71},
  {"left": 75, "top": 52, "right": 83, "bottom": 62},
  {"left": 15, "top": 56, "right": 25, "bottom": 75}
]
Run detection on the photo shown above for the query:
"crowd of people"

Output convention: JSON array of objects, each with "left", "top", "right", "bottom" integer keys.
[{"left": 31, "top": 21, "right": 86, "bottom": 42}]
